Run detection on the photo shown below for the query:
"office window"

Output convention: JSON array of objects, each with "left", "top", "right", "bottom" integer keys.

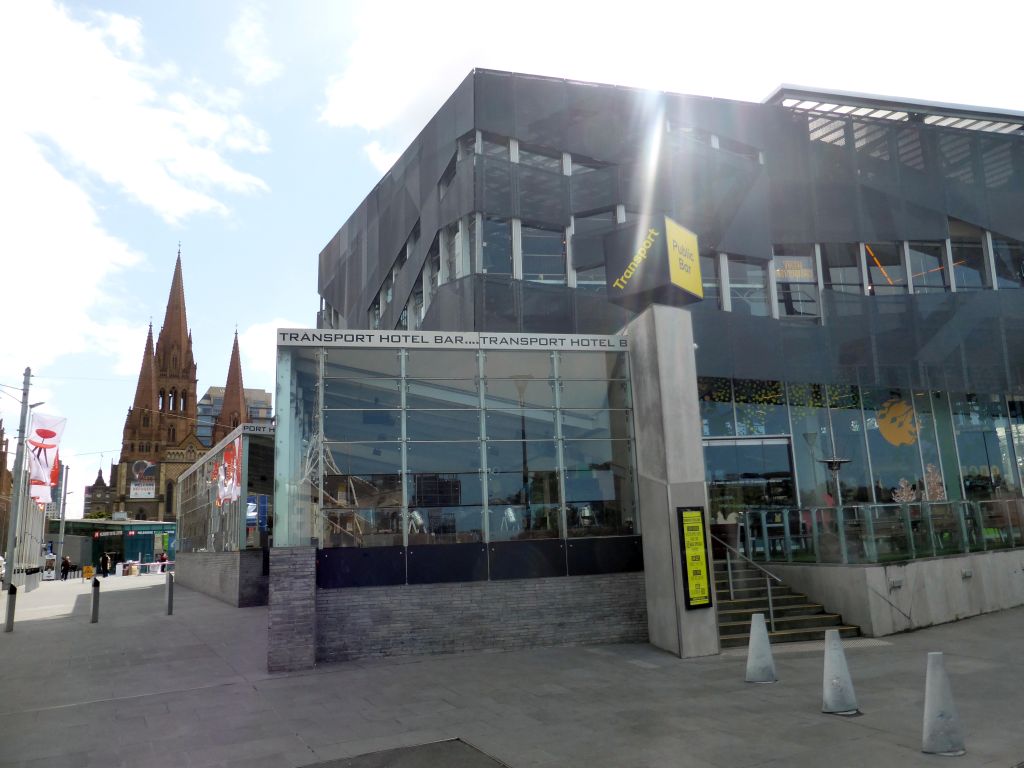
[
  {"left": 481, "top": 217, "right": 512, "bottom": 276},
  {"left": 949, "top": 220, "right": 987, "bottom": 290},
  {"left": 991, "top": 232, "right": 1024, "bottom": 289},
  {"left": 908, "top": 241, "right": 948, "bottom": 293},
  {"left": 728, "top": 256, "right": 770, "bottom": 317},
  {"left": 518, "top": 146, "right": 563, "bottom": 173},
  {"left": 481, "top": 133, "right": 509, "bottom": 160},
  {"left": 820, "top": 243, "right": 862, "bottom": 293},
  {"left": 700, "top": 253, "right": 719, "bottom": 305},
  {"left": 864, "top": 242, "right": 907, "bottom": 295},
  {"left": 774, "top": 244, "right": 819, "bottom": 320},
  {"left": 521, "top": 225, "right": 566, "bottom": 284}
]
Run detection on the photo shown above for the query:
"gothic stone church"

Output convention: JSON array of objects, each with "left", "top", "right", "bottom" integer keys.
[{"left": 90, "top": 253, "right": 251, "bottom": 521}]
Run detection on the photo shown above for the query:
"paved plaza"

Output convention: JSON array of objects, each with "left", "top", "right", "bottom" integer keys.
[{"left": 0, "top": 575, "right": 1021, "bottom": 767}]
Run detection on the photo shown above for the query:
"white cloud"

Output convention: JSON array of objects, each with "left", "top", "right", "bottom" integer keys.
[
  {"left": 238, "top": 318, "right": 306, "bottom": 398},
  {"left": 1, "top": 1, "right": 269, "bottom": 225},
  {"left": 363, "top": 141, "right": 400, "bottom": 174},
  {"left": 227, "top": 4, "right": 282, "bottom": 86},
  {"left": 322, "top": 1, "right": 1024, "bottom": 171}
]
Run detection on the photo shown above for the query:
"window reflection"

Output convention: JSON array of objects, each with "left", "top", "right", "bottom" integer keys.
[
  {"left": 908, "top": 241, "right": 948, "bottom": 293},
  {"left": 864, "top": 242, "right": 906, "bottom": 295},
  {"left": 774, "top": 244, "right": 819, "bottom": 320},
  {"left": 991, "top": 232, "right": 1024, "bottom": 289},
  {"left": 820, "top": 243, "right": 862, "bottom": 293},
  {"left": 482, "top": 217, "right": 512, "bottom": 275},
  {"left": 949, "top": 220, "right": 987, "bottom": 290},
  {"left": 699, "top": 377, "right": 734, "bottom": 437},
  {"left": 728, "top": 256, "right": 770, "bottom": 316},
  {"left": 521, "top": 225, "right": 567, "bottom": 284},
  {"left": 950, "top": 393, "right": 1018, "bottom": 500}
]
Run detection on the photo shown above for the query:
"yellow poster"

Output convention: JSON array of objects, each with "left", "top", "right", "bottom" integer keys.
[
  {"left": 83, "top": 565, "right": 95, "bottom": 580},
  {"left": 681, "top": 509, "right": 711, "bottom": 608},
  {"left": 665, "top": 216, "right": 702, "bottom": 300}
]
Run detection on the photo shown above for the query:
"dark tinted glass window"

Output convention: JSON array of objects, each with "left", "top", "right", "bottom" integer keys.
[
  {"left": 991, "top": 233, "right": 1024, "bottom": 289},
  {"left": 949, "top": 220, "right": 987, "bottom": 290},
  {"left": 864, "top": 242, "right": 906, "bottom": 295},
  {"left": 522, "top": 226, "right": 566, "bottom": 284},
  {"left": 908, "top": 241, "right": 948, "bottom": 293},
  {"left": 820, "top": 243, "right": 862, "bottom": 293},
  {"left": 481, "top": 217, "right": 512, "bottom": 275}
]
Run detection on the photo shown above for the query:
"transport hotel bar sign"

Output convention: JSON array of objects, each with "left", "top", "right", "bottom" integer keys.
[
  {"left": 277, "top": 330, "right": 629, "bottom": 350},
  {"left": 678, "top": 507, "right": 713, "bottom": 610}
]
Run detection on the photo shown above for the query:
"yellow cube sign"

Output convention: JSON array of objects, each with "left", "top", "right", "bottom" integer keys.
[{"left": 665, "top": 216, "right": 702, "bottom": 300}]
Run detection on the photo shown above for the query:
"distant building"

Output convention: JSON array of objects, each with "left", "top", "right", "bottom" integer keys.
[
  {"left": 107, "top": 251, "right": 205, "bottom": 522},
  {"left": 82, "top": 468, "right": 116, "bottom": 519},
  {"left": 196, "top": 382, "right": 272, "bottom": 448}
]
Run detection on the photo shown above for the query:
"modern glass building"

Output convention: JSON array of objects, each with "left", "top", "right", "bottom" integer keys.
[
  {"left": 270, "top": 70, "right": 1024, "bottom": 668},
  {"left": 316, "top": 71, "right": 1024, "bottom": 524}
]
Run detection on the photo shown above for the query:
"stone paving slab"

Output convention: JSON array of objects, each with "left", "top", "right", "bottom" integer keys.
[{"left": 1, "top": 575, "right": 1023, "bottom": 767}]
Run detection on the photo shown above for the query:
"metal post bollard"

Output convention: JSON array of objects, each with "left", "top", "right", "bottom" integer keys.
[
  {"left": 4, "top": 584, "right": 16, "bottom": 633},
  {"left": 90, "top": 577, "right": 100, "bottom": 623},
  {"left": 166, "top": 572, "right": 174, "bottom": 616}
]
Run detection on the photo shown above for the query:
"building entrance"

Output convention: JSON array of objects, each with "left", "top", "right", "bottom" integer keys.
[{"left": 704, "top": 438, "right": 796, "bottom": 523}]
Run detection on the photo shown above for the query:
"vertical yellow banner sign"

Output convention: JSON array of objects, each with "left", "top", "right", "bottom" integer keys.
[{"left": 679, "top": 508, "right": 712, "bottom": 609}]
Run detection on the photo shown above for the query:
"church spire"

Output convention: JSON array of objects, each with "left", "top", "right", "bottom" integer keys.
[
  {"left": 155, "top": 252, "right": 191, "bottom": 372},
  {"left": 212, "top": 331, "right": 249, "bottom": 444},
  {"left": 131, "top": 323, "right": 157, "bottom": 413}
]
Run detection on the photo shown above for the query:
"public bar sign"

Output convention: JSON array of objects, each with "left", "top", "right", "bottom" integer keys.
[
  {"left": 677, "top": 507, "right": 713, "bottom": 610},
  {"left": 604, "top": 215, "right": 702, "bottom": 310}
]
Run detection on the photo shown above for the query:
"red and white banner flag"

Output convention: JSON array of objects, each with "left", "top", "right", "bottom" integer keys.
[{"left": 27, "top": 413, "right": 66, "bottom": 505}]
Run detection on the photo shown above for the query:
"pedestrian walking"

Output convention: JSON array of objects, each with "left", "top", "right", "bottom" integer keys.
[
  {"left": 100, "top": 552, "right": 110, "bottom": 578},
  {"left": 60, "top": 556, "right": 71, "bottom": 581}
]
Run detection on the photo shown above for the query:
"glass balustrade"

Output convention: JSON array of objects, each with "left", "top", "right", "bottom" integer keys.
[{"left": 734, "top": 499, "right": 1024, "bottom": 564}]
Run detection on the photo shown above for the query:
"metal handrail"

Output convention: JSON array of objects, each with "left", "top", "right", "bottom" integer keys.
[
  {"left": 710, "top": 532, "right": 782, "bottom": 584},
  {"left": 711, "top": 532, "right": 781, "bottom": 633}
]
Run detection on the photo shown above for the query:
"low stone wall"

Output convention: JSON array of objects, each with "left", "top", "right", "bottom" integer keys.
[
  {"left": 316, "top": 572, "right": 648, "bottom": 664},
  {"left": 174, "top": 550, "right": 267, "bottom": 607},
  {"left": 768, "top": 549, "right": 1024, "bottom": 636}
]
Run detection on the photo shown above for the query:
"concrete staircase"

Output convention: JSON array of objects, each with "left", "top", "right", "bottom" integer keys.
[{"left": 714, "top": 559, "right": 859, "bottom": 649}]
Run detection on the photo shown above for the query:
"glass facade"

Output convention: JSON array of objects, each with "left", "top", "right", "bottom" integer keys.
[
  {"left": 701, "top": 376, "right": 1024, "bottom": 524},
  {"left": 177, "top": 431, "right": 274, "bottom": 552},
  {"left": 276, "top": 341, "right": 637, "bottom": 559}
]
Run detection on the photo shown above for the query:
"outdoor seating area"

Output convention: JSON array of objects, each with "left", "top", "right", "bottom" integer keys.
[{"left": 732, "top": 499, "right": 1024, "bottom": 565}]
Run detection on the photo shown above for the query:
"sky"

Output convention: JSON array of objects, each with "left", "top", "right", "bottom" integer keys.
[{"left": 2, "top": 0, "right": 1022, "bottom": 518}]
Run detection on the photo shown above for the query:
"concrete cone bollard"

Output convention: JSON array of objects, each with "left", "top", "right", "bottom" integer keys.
[
  {"left": 745, "top": 612, "right": 777, "bottom": 683},
  {"left": 922, "top": 651, "right": 966, "bottom": 756},
  {"left": 822, "top": 629, "right": 859, "bottom": 715}
]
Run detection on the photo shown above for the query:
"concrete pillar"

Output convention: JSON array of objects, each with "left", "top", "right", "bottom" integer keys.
[
  {"left": 626, "top": 304, "right": 719, "bottom": 658},
  {"left": 267, "top": 546, "right": 316, "bottom": 672}
]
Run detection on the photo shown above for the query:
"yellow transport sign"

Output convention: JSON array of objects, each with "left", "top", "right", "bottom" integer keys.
[{"left": 678, "top": 507, "right": 712, "bottom": 609}]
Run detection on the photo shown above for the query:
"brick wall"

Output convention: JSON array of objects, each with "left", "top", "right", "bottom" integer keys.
[
  {"left": 316, "top": 572, "right": 647, "bottom": 663},
  {"left": 267, "top": 547, "right": 316, "bottom": 672},
  {"left": 175, "top": 550, "right": 267, "bottom": 607}
]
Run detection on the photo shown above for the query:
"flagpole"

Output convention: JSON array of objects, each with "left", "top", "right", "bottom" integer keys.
[
  {"left": 55, "top": 464, "right": 70, "bottom": 576},
  {"left": 2, "top": 368, "right": 31, "bottom": 593}
]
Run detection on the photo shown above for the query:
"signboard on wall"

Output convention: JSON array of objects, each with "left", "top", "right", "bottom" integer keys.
[
  {"left": 129, "top": 460, "right": 157, "bottom": 499},
  {"left": 604, "top": 215, "right": 702, "bottom": 310},
  {"left": 677, "top": 507, "right": 713, "bottom": 610}
]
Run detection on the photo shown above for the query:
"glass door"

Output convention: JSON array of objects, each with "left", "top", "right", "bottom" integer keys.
[{"left": 703, "top": 438, "right": 796, "bottom": 523}]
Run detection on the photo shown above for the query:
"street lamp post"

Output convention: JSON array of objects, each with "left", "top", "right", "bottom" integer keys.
[{"left": 55, "top": 466, "right": 71, "bottom": 576}]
